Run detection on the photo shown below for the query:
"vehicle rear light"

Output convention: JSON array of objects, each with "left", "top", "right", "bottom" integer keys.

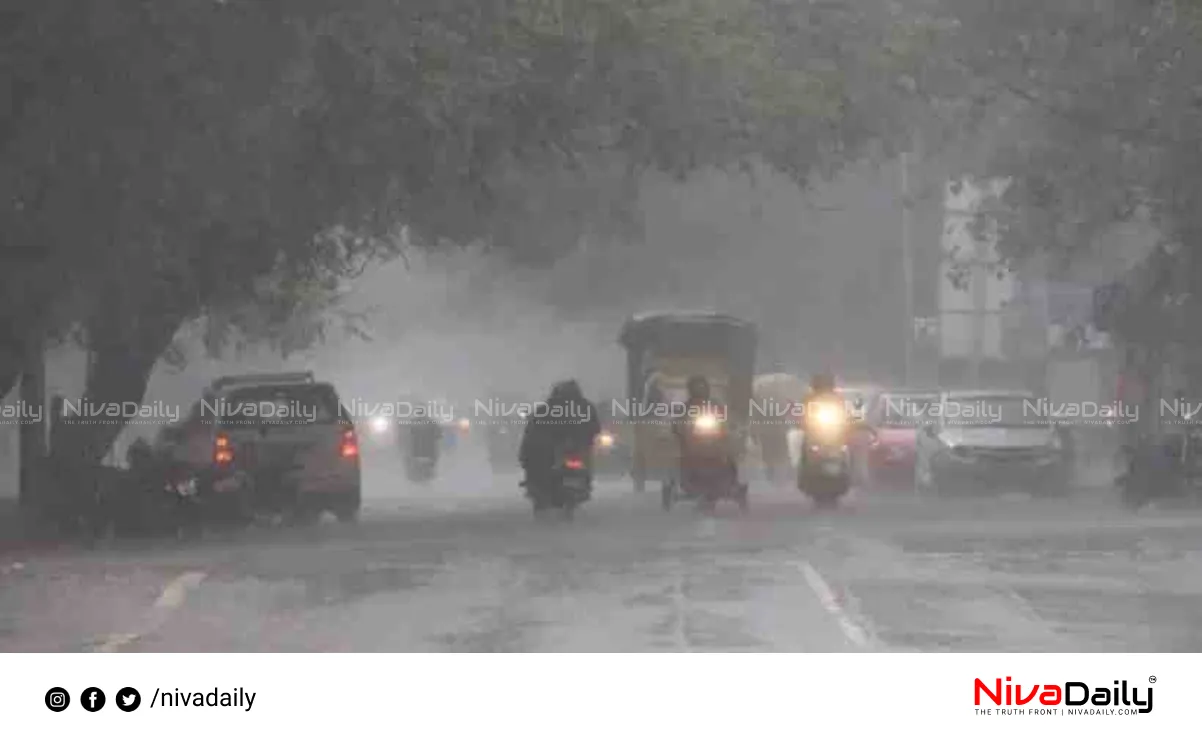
[
  {"left": 341, "top": 426, "right": 359, "bottom": 458},
  {"left": 564, "top": 457, "right": 585, "bottom": 470},
  {"left": 213, "top": 432, "right": 234, "bottom": 464}
]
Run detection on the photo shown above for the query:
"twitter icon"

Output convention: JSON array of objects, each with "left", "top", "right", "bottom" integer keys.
[{"left": 116, "top": 687, "right": 141, "bottom": 712}]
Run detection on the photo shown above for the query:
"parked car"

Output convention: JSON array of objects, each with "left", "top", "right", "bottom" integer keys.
[
  {"left": 154, "top": 372, "right": 362, "bottom": 524},
  {"left": 863, "top": 390, "right": 939, "bottom": 487},
  {"left": 914, "top": 389, "right": 1070, "bottom": 497}
]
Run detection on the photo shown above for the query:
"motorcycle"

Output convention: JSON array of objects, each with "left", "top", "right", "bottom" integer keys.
[
  {"left": 162, "top": 470, "right": 205, "bottom": 538},
  {"left": 523, "top": 444, "right": 592, "bottom": 520},
  {"left": 401, "top": 419, "right": 443, "bottom": 483},
  {"left": 798, "top": 400, "right": 855, "bottom": 507},
  {"left": 663, "top": 412, "right": 749, "bottom": 514},
  {"left": 1117, "top": 431, "right": 1202, "bottom": 509},
  {"left": 404, "top": 453, "right": 438, "bottom": 483}
]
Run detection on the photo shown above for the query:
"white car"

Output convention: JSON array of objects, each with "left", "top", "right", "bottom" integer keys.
[
  {"left": 155, "top": 372, "right": 362, "bottom": 522},
  {"left": 913, "top": 389, "right": 1070, "bottom": 497}
]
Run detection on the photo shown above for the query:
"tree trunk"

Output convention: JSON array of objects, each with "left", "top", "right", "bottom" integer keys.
[
  {"left": 57, "top": 312, "right": 183, "bottom": 465},
  {"left": 0, "top": 360, "right": 18, "bottom": 404},
  {"left": 0, "top": 320, "right": 29, "bottom": 402},
  {"left": 17, "top": 345, "right": 45, "bottom": 510}
]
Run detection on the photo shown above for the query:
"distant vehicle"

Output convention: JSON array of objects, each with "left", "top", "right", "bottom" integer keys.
[
  {"left": 360, "top": 404, "right": 402, "bottom": 456},
  {"left": 154, "top": 371, "right": 361, "bottom": 525},
  {"left": 913, "top": 389, "right": 1070, "bottom": 498},
  {"left": 440, "top": 397, "right": 475, "bottom": 454},
  {"left": 592, "top": 396, "right": 633, "bottom": 479},
  {"left": 863, "top": 390, "right": 939, "bottom": 486},
  {"left": 482, "top": 391, "right": 531, "bottom": 474},
  {"left": 837, "top": 384, "right": 882, "bottom": 484}
]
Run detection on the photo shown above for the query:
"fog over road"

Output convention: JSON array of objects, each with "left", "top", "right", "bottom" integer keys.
[{"left": 3, "top": 468, "right": 1201, "bottom": 653}]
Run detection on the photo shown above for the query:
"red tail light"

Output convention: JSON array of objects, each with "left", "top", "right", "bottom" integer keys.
[
  {"left": 340, "top": 426, "right": 359, "bottom": 458},
  {"left": 213, "top": 432, "right": 234, "bottom": 464},
  {"left": 564, "top": 457, "right": 585, "bottom": 470}
]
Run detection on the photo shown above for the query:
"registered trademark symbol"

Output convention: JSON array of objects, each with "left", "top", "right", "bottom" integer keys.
[{"left": 1149, "top": 676, "right": 1157, "bottom": 684}]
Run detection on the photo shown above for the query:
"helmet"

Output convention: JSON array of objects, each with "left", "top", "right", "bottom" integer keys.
[
  {"left": 686, "top": 375, "right": 710, "bottom": 399},
  {"left": 550, "top": 379, "right": 582, "bottom": 400},
  {"left": 810, "top": 372, "right": 836, "bottom": 393}
]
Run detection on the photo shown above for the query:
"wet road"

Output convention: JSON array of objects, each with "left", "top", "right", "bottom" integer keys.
[{"left": 2, "top": 466, "right": 1202, "bottom": 652}]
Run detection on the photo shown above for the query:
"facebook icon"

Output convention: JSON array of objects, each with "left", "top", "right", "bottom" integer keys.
[{"left": 81, "top": 687, "right": 106, "bottom": 712}]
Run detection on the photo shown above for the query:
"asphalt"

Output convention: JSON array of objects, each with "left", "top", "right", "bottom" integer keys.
[{"left": 1, "top": 456, "right": 1201, "bottom": 652}]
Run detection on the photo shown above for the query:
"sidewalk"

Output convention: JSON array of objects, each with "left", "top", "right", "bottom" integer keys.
[
  {"left": 0, "top": 494, "right": 63, "bottom": 557},
  {"left": 0, "top": 495, "right": 27, "bottom": 552}
]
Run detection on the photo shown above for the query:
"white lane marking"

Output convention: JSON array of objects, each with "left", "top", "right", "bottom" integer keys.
[
  {"left": 801, "top": 561, "right": 870, "bottom": 648},
  {"left": 154, "top": 571, "right": 207, "bottom": 609},
  {"left": 95, "top": 633, "right": 140, "bottom": 654},
  {"left": 96, "top": 570, "right": 207, "bottom": 652},
  {"left": 671, "top": 571, "right": 690, "bottom": 651}
]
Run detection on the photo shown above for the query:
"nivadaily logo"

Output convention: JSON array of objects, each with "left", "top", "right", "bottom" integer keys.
[{"left": 974, "top": 677, "right": 1154, "bottom": 716}]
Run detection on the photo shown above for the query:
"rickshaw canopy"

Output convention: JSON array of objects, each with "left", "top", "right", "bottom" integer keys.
[
  {"left": 753, "top": 372, "right": 808, "bottom": 403},
  {"left": 619, "top": 311, "right": 757, "bottom": 425}
]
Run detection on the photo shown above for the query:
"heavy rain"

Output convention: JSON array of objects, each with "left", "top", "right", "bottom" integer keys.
[{"left": 2, "top": 0, "right": 1202, "bottom": 652}]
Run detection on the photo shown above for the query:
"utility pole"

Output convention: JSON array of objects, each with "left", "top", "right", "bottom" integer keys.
[
  {"left": 969, "top": 250, "right": 987, "bottom": 388},
  {"left": 900, "top": 148, "right": 915, "bottom": 387}
]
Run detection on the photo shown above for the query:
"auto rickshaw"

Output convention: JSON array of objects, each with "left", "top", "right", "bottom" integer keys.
[
  {"left": 481, "top": 390, "right": 534, "bottom": 474},
  {"left": 618, "top": 311, "right": 757, "bottom": 497}
]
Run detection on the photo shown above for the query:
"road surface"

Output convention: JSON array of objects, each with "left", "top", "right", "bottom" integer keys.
[{"left": 2, "top": 463, "right": 1201, "bottom": 652}]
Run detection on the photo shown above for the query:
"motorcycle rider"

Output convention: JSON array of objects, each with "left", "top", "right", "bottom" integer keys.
[
  {"left": 406, "top": 406, "right": 443, "bottom": 463},
  {"left": 519, "top": 379, "right": 602, "bottom": 494},
  {"left": 800, "top": 372, "right": 847, "bottom": 430},
  {"left": 673, "top": 375, "right": 742, "bottom": 491}
]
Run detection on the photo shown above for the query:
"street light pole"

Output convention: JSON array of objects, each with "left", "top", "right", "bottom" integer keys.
[{"left": 900, "top": 148, "right": 915, "bottom": 387}]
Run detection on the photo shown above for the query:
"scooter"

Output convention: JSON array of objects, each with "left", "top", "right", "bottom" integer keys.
[
  {"left": 1117, "top": 431, "right": 1202, "bottom": 509},
  {"left": 798, "top": 434, "right": 852, "bottom": 507},
  {"left": 404, "top": 452, "right": 439, "bottom": 483},
  {"left": 523, "top": 445, "right": 592, "bottom": 520},
  {"left": 797, "top": 402, "right": 858, "bottom": 507}
]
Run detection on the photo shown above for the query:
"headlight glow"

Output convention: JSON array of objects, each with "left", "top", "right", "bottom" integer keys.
[
  {"left": 457, "top": 418, "right": 471, "bottom": 431},
  {"left": 370, "top": 416, "right": 390, "bottom": 434},
  {"left": 694, "top": 413, "right": 720, "bottom": 433},
  {"left": 597, "top": 432, "right": 615, "bottom": 448},
  {"left": 811, "top": 403, "right": 845, "bottom": 432}
]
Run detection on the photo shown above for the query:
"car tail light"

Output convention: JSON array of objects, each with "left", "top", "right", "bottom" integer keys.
[
  {"left": 213, "top": 432, "right": 234, "bottom": 465},
  {"left": 340, "top": 426, "right": 359, "bottom": 458},
  {"left": 564, "top": 456, "right": 585, "bottom": 470}
]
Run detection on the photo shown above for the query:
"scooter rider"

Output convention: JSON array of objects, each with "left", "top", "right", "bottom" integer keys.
[
  {"left": 406, "top": 406, "right": 443, "bottom": 461},
  {"left": 800, "top": 372, "right": 846, "bottom": 432},
  {"left": 798, "top": 372, "right": 850, "bottom": 472},
  {"left": 519, "top": 379, "right": 601, "bottom": 492}
]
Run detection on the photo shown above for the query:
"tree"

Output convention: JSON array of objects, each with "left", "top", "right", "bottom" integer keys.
[{"left": 3, "top": 0, "right": 913, "bottom": 462}]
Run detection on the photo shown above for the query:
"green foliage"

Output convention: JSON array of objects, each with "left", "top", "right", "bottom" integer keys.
[{"left": 1, "top": 0, "right": 872, "bottom": 328}]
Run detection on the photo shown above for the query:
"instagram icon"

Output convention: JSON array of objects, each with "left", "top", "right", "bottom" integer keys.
[{"left": 45, "top": 687, "right": 70, "bottom": 712}]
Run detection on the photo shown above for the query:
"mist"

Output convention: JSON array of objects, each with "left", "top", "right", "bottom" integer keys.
[{"left": 1, "top": 153, "right": 916, "bottom": 489}]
